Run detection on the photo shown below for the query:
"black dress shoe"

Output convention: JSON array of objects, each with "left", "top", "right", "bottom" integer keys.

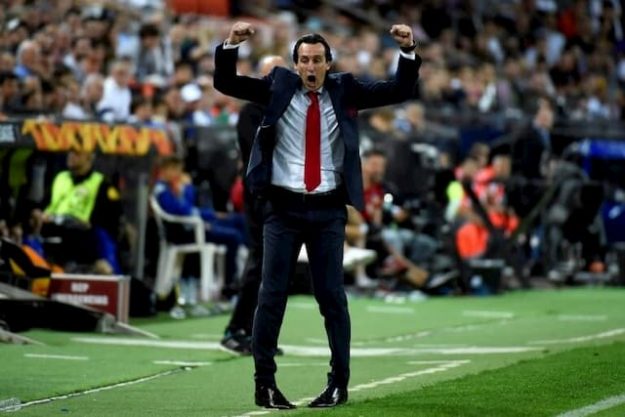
[
  {"left": 308, "top": 384, "right": 348, "bottom": 408},
  {"left": 255, "top": 384, "right": 296, "bottom": 409}
]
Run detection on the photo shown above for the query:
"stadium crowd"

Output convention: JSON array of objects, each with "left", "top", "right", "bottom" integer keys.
[{"left": 1, "top": 0, "right": 624, "bottom": 298}]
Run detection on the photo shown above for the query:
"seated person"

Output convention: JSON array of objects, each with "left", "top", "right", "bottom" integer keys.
[
  {"left": 360, "top": 149, "right": 454, "bottom": 290},
  {"left": 454, "top": 154, "right": 518, "bottom": 261},
  {"left": 152, "top": 155, "right": 247, "bottom": 296},
  {"left": 343, "top": 206, "right": 377, "bottom": 288},
  {"left": 36, "top": 150, "right": 123, "bottom": 274}
]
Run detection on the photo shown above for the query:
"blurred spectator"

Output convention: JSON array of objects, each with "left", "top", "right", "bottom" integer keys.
[
  {"left": 0, "top": 71, "right": 19, "bottom": 113},
  {"left": 360, "top": 149, "right": 440, "bottom": 288},
  {"left": 152, "top": 155, "right": 248, "bottom": 297},
  {"left": 14, "top": 40, "right": 44, "bottom": 80},
  {"left": 134, "top": 23, "right": 173, "bottom": 82},
  {"left": 128, "top": 95, "right": 159, "bottom": 126},
  {"left": 510, "top": 96, "right": 555, "bottom": 180},
  {"left": 397, "top": 102, "right": 456, "bottom": 143},
  {"left": 97, "top": 59, "right": 132, "bottom": 122},
  {"left": 62, "top": 73, "right": 105, "bottom": 120},
  {"left": 445, "top": 155, "right": 480, "bottom": 224},
  {"left": 343, "top": 205, "right": 378, "bottom": 288},
  {"left": 63, "top": 36, "right": 93, "bottom": 80},
  {"left": 0, "top": 0, "right": 623, "bottom": 292},
  {"left": 37, "top": 150, "right": 124, "bottom": 274},
  {"left": 454, "top": 156, "right": 518, "bottom": 264},
  {"left": 180, "top": 82, "right": 211, "bottom": 126}
]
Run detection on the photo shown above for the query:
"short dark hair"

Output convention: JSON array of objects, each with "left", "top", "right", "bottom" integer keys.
[
  {"left": 158, "top": 155, "right": 184, "bottom": 169},
  {"left": 292, "top": 33, "right": 332, "bottom": 63},
  {"left": 0, "top": 71, "right": 17, "bottom": 84},
  {"left": 139, "top": 24, "right": 160, "bottom": 39}
]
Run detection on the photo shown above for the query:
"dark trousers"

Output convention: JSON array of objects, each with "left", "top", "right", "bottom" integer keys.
[
  {"left": 226, "top": 190, "right": 264, "bottom": 334},
  {"left": 252, "top": 191, "right": 350, "bottom": 388}
]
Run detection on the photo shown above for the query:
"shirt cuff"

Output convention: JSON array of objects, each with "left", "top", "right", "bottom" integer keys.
[
  {"left": 399, "top": 49, "right": 416, "bottom": 60},
  {"left": 223, "top": 40, "right": 240, "bottom": 49}
]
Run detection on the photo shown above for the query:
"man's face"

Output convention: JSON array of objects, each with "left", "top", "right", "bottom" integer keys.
[
  {"left": 66, "top": 151, "right": 94, "bottom": 176},
  {"left": 1, "top": 78, "right": 18, "bottom": 98},
  {"left": 85, "top": 80, "right": 103, "bottom": 102},
  {"left": 112, "top": 64, "right": 131, "bottom": 87},
  {"left": 295, "top": 43, "right": 331, "bottom": 91},
  {"left": 535, "top": 99, "right": 554, "bottom": 130},
  {"left": 364, "top": 155, "right": 386, "bottom": 183},
  {"left": 160, "top": 164, "right": 182, "bottom": 183}
]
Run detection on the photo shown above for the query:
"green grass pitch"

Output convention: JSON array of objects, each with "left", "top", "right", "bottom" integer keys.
[{"left": 1, "top": 287, "right": 624, "bottom": 416}]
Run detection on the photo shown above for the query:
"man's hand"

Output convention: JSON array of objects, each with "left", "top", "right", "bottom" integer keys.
[
  {"left": 227, "top": 21, "right": 255, "bottom": 45},
  {"left": 390, "top": 24, "right": 414, "bottom": 49}
]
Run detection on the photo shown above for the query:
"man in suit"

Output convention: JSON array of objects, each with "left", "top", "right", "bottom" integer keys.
[
  {"left": 214, "top": 21, "right": 421, "bottom": 409},
  {"left": 221, "top": 55, "right": 287, "bottom": 354},
  {"left": 510, "top": 96, "right": 555, "bottom": 180}
]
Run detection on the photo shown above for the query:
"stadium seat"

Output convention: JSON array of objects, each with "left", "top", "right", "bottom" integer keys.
[{"left": 149, "top": 196, "right": 226, "bottom": 302}]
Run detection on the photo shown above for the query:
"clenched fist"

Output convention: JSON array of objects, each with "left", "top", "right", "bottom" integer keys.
[
  {"left": 227, "top": 21, "right": 255, "bottom": 45},
  {"left": 390, "top": 24, "right": 414, "bottom": 49}
]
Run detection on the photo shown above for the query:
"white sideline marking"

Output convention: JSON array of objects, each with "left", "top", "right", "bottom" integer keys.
[
  {"left": 190, "top": 333, "right": 223, "bottom": 340},
  {"left": 278, "top": 362, "right": 327, "bottom": 367},
  {"left": 307, "top": 337, "right": 368, "bottom": 347},
  {"left": 557, "top": 315, "right": 607, "bottom": 322},
  {"left": 74, "top": 337, "right": 541, "bottom": 356},
  {"left": 407, "top": 360, "right": 471, "bottom": 365},
  {"left": 555, "top": 393, "right": 625, "bottom": 417},
  {"left": 226, "top": 360, "right": 471, "bottom": 417},
  {"left": 412, "top": 344, "right": 469, "bottom": 348},
  {"left": 529, "top": 328, "right": 625, "bottom": 345},
  {"left": 73, "top": 337, "right": 223, "bottom": 350},
  {"left": 278, "top": 345, "right": 542, "bottom": 356},
  {"left": 153, "top": 360, "right": 212, "bottom": 367},
  {"left": 366, "top": 306, "right": 415, "bottom": 314},
  {"left": 405, "top": 347, "right": 540, "bottom": 355},
  {"left": 353, "top": 319, "right": 514, "bottom": 347},
  {"left": 463, "top": 310, "right": 515, "bottom": 319},
  {"left": 24, "top": 354, "right": 88, "bottom": 361},
  {"left": 351, "top": 360, "right": 470, "bottom": 392},
  {"left": 19, "top": 368, "right": 185, "bottom": 410},
  {"left": 445, "top": 322, "right": 510, "bottom": 333},
  {"left": 384, "top": 331, "right": 431, "bottom": 343}
]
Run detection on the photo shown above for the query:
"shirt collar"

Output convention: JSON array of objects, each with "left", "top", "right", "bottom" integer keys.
[{"left": 301, "top": 86, "right": 324, "bottom": 96}]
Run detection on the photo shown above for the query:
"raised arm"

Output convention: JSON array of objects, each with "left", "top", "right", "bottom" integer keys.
[
  {"left": 213, "top": 22, "right": 272, "bottom": 104},
  {"left": 349, "top": 24, "right": 421, "bottom": 110}
]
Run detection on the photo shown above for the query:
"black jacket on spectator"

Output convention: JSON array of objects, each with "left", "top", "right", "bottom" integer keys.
[{"left": 510, "top": 123, "right": 549, "bottom": 180}]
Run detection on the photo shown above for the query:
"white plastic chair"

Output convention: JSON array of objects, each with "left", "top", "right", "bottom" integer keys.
[{"left": 150, "top": 195, "right": 226, "bottom": 302}]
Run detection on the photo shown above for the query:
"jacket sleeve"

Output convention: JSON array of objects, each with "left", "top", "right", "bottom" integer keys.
[
  {"left": 153, "top": 182, "right": 195, "bottom": 217},
  {"left": 213, "top": 43, "right": 272, "bottom": 105},
  {"left": 348, "top": 54, "right": 422, "bottom": 110}
]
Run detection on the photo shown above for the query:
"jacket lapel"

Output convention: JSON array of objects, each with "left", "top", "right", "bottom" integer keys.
[{"left": 263, "top": 69, "right": 300, "bottom": 124}]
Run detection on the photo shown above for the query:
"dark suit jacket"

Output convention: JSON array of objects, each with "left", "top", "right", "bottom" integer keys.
[
  {"left": 214, "top": 44, "right": 421, "bottom": 211},
  {"left": 510, "top": 123, "right": 550, "bottom": 180},
  {"left": 236, "top": 101, "right": 265, "bottom": 171}
]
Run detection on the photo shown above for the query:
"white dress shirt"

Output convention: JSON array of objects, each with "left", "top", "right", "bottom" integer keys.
[{"left": 272, "top": 87, "right": 343, "bottom": 193}]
